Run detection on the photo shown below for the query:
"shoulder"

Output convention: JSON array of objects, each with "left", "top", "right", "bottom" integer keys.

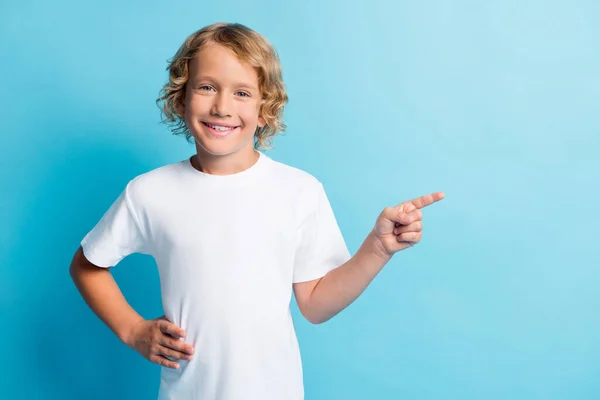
[
  {"left": 262, "top": 155, "right": 328, "bottom": 217},
  {"left": 263, "top": 154, "right": 324, "bottom": 192},
  {"left": 123, "top": 159, "right": 188, "bottom": 204}
]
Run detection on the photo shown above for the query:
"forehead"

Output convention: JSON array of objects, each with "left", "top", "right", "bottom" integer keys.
[{"left": 189, "top": 44, "right": 259, "bottom": 86}]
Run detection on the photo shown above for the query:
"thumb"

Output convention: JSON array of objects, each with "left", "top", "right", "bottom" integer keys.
[{"left": 381, "top": 206, "right": 413, "bottom": 227}]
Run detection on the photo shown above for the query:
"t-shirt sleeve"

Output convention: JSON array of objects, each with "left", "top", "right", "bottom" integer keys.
[
  {"left": 292, "top": 182, "right": 351, "bottom": 283},
  {"left": 80, "top": 182, "right": 149, "bottom": 268}
]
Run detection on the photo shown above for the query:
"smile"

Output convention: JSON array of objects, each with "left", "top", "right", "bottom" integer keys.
[
  {"left": 203, "top": 122, "right": 238, "bottom": 131},
  {"left": 202, "top": 122, "right": 239, "bottom": 137}
]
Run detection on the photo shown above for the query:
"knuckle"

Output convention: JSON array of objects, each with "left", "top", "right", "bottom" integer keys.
[
  {"left": 178, "top": 344, "right": 189, "bottom": 354},
  {"left": 164, "top": 348, "right": 176, "bottom": 358},
  {"left": 174, "top": 341, "right": 186, "bottom": 353}
]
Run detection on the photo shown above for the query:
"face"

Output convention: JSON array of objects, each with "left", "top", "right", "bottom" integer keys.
[{"left": 180, "top": 44, "right": 265, "bottom": 160}]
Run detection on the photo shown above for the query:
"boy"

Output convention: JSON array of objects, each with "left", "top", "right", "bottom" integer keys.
[{"left": 70, "top": 22, "right": 444, "bottom": 400}]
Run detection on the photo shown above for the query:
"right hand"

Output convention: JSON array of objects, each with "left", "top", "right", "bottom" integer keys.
[{"left": 125, "top": 315, "right": 195, "bottom": 369}]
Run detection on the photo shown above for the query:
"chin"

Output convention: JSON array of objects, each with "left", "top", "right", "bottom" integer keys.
[{"left": 193, "top": 137, "right": 253, "bottom": 157}]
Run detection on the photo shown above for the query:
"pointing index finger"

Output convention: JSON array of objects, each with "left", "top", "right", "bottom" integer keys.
[{"left": 410, "top": 192, "right": 445, "bottom": 209}]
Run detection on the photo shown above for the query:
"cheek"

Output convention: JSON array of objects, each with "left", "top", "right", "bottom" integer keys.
[
  {"left": 185, "top": 96, "right": 211, "bottom": 114},
  {"left": 238, "top": 105, "right": 261, "bottom": 124}
]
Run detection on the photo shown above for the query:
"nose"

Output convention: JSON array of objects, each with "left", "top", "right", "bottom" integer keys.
[{"left": 211, "top": 92, "right": 232, "bottom": 117}]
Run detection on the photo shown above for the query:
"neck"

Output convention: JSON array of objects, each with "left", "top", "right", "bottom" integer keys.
[{"left": 191, "top": 146, "right": 260, "bottom": 176}]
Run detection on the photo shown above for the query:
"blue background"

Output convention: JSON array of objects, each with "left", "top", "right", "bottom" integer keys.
[{"left": 1, "top": 0, "right": 599, "bottom": 398}]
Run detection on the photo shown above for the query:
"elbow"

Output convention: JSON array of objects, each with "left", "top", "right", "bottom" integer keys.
[
  {"left": 69, "top": 247, "right": 83, "bottom": 279},
  {"left": 313, "top": 315, "right": 334, "bottom": 325},
  {"left": 299, "top": 303, "right": 322, "bottom": 325},
  {"left": 69, "top": 257, "right": 78, "bottom": 280},
  {"left": 304, "top": 311, "right": 329, "bottom": 325},
  {"left": 299, "top": 300, "right": 332, "bottom": 325}
]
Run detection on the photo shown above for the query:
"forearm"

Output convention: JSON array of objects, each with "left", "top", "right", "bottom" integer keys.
[
  {"left": 69, "top": 247, "right": 143, "bottom": 345},
  {"left": 307, "top": 230, "right": 392, "bottom": 324}
]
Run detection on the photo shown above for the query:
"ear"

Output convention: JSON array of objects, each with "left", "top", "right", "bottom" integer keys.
[
  {"left": 258, "top": 115, "right": 266, "bottom": 128},
  {"left": 176, "top": 101, "right": 185, "bottom": 117}
]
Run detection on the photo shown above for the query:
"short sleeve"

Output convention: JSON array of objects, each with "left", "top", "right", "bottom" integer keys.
[
  {"left": 292, "top": 182, "right": 351, "bottom": 283},
  {"left": 80, "top": 182, "right": 148, "bottom": 268}
]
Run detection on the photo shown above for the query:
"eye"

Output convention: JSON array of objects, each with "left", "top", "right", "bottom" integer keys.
[
  {"left": 197, "top": 85, "right": 215, "bottom": 92},
  {"left": 236, "top": 91, "right": 250, "bottom": 98}
]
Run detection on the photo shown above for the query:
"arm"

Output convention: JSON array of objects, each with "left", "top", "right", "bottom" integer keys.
[
  {"left": 294, "top": 192, "right": 445, "bottom": 324},
  {"left": 69, "top": 246, "right": 144, "bottom": 344},
  {"left": 293, "top": 231, "right": 390, "bottom": 324},
  {"left": 69, "top": 246, "right": 195, "bottom": 369}
]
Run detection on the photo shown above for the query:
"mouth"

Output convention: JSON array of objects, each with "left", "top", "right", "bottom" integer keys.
[{"left": 202, "top": 122, "right": 240, "bottom": 137}]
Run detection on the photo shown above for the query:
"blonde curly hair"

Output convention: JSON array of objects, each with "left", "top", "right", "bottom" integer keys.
[{"left": 156, "top": 22, "right": 288, "bottom": 150}]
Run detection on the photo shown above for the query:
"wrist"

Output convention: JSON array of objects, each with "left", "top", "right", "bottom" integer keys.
[
  {"left": 118, "top": 315, "right": 145, "bottom": 346},
  {"left": 367, "top": 230, "right": 393, "bottom": 263}
]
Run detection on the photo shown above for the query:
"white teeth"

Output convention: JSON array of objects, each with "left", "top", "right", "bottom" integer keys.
[{"left": 206, "top": 123, "right": 235, "bottom": 131}]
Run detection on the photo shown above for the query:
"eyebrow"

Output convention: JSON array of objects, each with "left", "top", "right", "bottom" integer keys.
[{"left": 194, "top": 76, "right": 258, "bottom": 91}]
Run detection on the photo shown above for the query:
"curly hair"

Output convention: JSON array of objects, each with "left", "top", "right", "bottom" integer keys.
[{"left": 156, "top": 22, "right": 288, "bottom": 150}]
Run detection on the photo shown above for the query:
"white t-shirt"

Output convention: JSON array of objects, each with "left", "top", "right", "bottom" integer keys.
[{"left": 80, "top": 151, "right": 351, "bottom": 400}]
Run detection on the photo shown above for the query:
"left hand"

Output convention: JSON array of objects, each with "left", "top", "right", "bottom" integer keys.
[{"left": 372, "top": 192, "right": 445, "bottom": 257}]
